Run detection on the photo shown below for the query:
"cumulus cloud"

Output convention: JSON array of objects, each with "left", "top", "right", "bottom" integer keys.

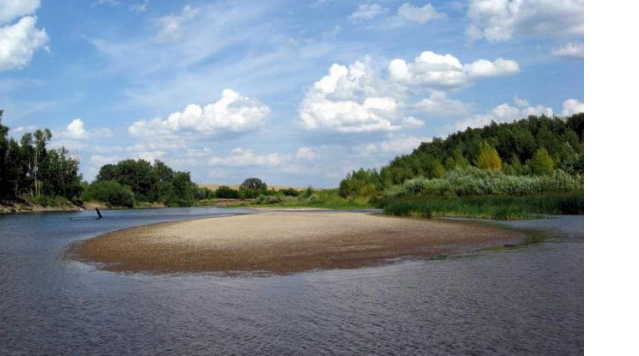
[
  {"left": 299, "top": 61, "right": 423, "bottom": 132},
  {"left": 0, "top": 16, "right": 48, "bottom": 71},
  {"left": 561, "top": 98, "right": 584, "bottom": 116},
  {"left": 455, "top": 97, "right": 554, "bottom": 130},
  {"left": 57, "top": 118, "right": 113, "bottom": 140},
  {"left": 128, "top": 89, "right": 270, "bottom": 138},
  {"left": 349, "top": 3, "right": 386, "bottom": 21},
  {"left": 300, "top": 52, "right": 520, "bottom": 133},
  {"left": 397, "top": 2, "right": 445, "bottom": 23},
  {"left": 155, "top": 5, "right": 198, "bottom": 42},
  {"left": 0, "top": 0, "right": 40, "bottom": 24},
  {"left": 466, "top": 0, "right": 584, "bottom": 42},
  {"left": 65, "top": 119, "right": 88, "bottom": 139},
  {"left": 388, "top": 51, "right": 519, "bottom": 88},
  {"left": 552, "top": 42, "right": 584, "bottom": 59}
]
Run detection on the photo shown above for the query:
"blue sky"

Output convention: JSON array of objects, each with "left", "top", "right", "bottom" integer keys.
[{"left": 0, "top": 0, "right": 584, "bottom": 187}]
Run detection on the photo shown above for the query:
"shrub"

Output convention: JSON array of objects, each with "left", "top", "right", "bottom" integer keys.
[
  {"left": 215, "top": 186, "right": 240, "bottom": 199},
  {"left": 82, "top": 180, "right": 135, "bottom": 207},
  {"left": 387, "top": 167, "right": 582, "bottom": 197}
]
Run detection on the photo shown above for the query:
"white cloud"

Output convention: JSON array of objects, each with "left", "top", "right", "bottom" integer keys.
[
  {"left": 388, "top": 51, "right": 519, "bottom": 88},
  {"left": 155, "top": 5, "right": 199, "bottom": 42},
  {"left": 414, "top": 91, "right": 473, "bottom": 118},
  {"left": 552, "top": 42, "right": 584, "bottom": 59},
  {"left": 296, "top": 146, "right": 317, "bottom": 160},
  {"left": 300, "top": 52, "right": 520, "bottom": 133},
  {"left": 466, "top": 0, "right": 584, "bottom": 42},
  {"left": 0, "top": 0, "right": 40, "bottom": 24},
  {"left": 455, "top": 97, "right": 554, "bottom": 130},
  {"left": 397, "top": 2, "right": 445, "bottom": 23},
  {"left": 350, "top": 3, "right": 387, "bottom": 21},
  {"left": 299, "top": 60, "right": 423, "bottom": 132},
  {"left": 209, "top": 148, "right": 290, "bottom": 167},
  {"left": 465, "top": 58, "right": 520, "bottom": 78},
  {"left": 57, "top": 118, "right": 113, "bottom": 140},
  {"left": 561, "top": 98, "right": 584, "bottom": 116},
  {"left": 128, "top": 89, "right": 270, "bottom": 138},
  {"left": 0, "top": 16, "right": 48, "bottom": 71},
  {"left": 65, "top": 119, "right": 88, "bottom": 139}
]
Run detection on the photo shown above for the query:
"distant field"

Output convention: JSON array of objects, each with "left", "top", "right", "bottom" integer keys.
[{"left": 199, "top": 184, "right": 317, "bottom": 191}]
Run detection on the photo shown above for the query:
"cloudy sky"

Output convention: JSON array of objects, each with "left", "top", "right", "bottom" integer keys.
[{"left": 0, "top": 0, "right": 584, "bottom": 187}]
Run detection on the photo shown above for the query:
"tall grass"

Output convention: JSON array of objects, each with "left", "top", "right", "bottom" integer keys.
[
  {"left": 380, "top": 194, "right": 584, "bottom": 220},
  {"left": 387, "top": 168, "right": 582, "bottom": 198}
]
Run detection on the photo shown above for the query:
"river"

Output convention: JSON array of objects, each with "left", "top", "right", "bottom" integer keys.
[{"left": 0, "top": 208, "right": 583, "bottom": 355}]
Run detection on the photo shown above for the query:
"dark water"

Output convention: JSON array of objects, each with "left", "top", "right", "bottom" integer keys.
[{"left": 0, "top": 209, "right": 583, "bottom": 355}]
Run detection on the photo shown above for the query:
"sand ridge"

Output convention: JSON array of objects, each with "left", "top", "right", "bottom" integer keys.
[{"left": 70, "top": 212, "right": 525, "bottom": 275}]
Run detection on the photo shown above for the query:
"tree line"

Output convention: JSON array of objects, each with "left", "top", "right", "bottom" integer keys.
[
  {"left": 339, "top": 114, "right": 584, "bottom": 197},
  {"left": 1, "top": 111, "right": 83, "bottom": 203}
]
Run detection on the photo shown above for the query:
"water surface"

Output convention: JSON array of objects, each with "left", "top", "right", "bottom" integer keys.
[{"left": 0, "top": 208, "right": 583, "bottom": 355}]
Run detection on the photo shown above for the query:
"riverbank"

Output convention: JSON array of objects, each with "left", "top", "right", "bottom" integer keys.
[{"left": 70, "top": 212, "right": 525, "bottom": 275}]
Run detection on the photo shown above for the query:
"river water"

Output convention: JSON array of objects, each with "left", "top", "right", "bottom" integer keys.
[{"left": 0, "top": 208, "right": 583, "bottom": 355}]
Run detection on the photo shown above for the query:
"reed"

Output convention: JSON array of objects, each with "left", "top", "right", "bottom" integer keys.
[{"left": 380, "top": 194, "right": 584, "bottom": 220}]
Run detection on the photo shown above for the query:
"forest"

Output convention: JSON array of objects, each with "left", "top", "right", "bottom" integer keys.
[
  {"left": 0, "top": 111, "right": 83, "bottom": 207},
  {"left": 339, "top": 114, "right": 584, "bottom": 197}
]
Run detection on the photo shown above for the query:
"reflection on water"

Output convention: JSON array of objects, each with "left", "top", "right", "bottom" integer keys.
[{"left": 0, "top": 209, "right": 583, "bottom": 355}]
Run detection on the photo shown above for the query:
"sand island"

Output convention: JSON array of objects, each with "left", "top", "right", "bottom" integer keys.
[{"left": 71, "top": 212, "right": 526, "bottom": 275}]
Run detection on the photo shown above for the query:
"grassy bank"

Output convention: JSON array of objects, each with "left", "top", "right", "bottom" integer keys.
[
  {"left": 379, "top": 193, "right": 584, "bottom": 220},
  {"left": 233, "top": 189, "right": 374, "bottom": 210}
]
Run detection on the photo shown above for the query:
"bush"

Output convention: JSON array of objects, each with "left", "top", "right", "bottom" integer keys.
[
  {"left": 215, "top": 186, "right": 240, "bottom": 199},
  {"left": 388, "top": 168, "right": 582, "bottom": 197},
  {"left": 82, "top": 180, "right": 135, "bottom": 207},
  {"left": 381, "top": 194, "right": 584, "bottom": 220}
]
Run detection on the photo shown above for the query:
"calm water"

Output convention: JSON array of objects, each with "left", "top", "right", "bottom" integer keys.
[{"left": 0, "top": 208, "right": 583, "bottom": 355}]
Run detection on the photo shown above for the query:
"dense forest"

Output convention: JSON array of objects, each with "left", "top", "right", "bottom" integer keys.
[
  {"left": 0, "top": 111, "right": 83, "bottom": 205},
  {"left": 339, "top": 114, "right": 584, "bottom": 198}
]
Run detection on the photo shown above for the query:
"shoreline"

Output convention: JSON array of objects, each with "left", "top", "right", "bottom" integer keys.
[{"left": 70, "top": 211, "right": 526, "bottom": 275}]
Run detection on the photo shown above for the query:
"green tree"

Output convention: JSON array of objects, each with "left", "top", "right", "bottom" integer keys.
[
  {"left": 527, "top": 147, "right": 555, "bottom": 175},
  {"left": 475, "top": 141, "right": 502, "bottom": 171},
  {"left": 240, "top": 177, "right": 267, "bottom": 190},
  {"left": 82, "top": 180, "right": 135, "bottom": 207}
]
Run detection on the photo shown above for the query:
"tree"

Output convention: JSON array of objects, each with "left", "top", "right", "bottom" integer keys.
[
  {"left": 215, "top": 185, "right": 240, "bottom": 199},
  {"left": 475, "top": 141, "right": 502, "bottom": 171},
  {"left": 527, "top": 147, "right": 555, "bottom": 175},
  {"left": 240, "top": 177, "right": 267, "bottom": 191},
  {"left": 82, "top": 180, "right": 134, "bottom": 207}
]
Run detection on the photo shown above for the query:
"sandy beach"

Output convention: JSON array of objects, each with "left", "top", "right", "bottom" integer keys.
[{"left": 71, "top": 212, "right": 526, "bottom": 275}]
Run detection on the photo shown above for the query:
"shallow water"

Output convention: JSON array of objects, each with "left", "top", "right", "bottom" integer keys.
[{"left": 0, "top": 208, "right": 583, "bottom": 355}]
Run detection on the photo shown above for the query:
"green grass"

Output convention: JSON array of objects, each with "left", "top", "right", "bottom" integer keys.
[
  {"left": 379, "top": 193, "right": 584, "bottom": 220},
  {"left": 228, "top": 189, "right": 375, "bottom": 210}
]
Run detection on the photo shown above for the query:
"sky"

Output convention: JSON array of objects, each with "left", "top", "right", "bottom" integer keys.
[{"left": 0, "top": 0, "right": 584, "bottom": 187}]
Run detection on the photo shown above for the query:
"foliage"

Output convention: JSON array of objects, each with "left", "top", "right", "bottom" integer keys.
[
  {"left": 339, "top": 114, "right": 584, "bottom": 197},
  {"left": 95, "top": 159, "right": 198, "bottom": 206},
  {"left": 381, "top": 194, "right": 584, "bottom": 220},
  {"left": 475, "top": 141, "right": 502, "bottom": 171},
  {"left": 527, "top": 147, "right": 555, "bottom": 175},
  {"left": 215, "top": 185, "right": 240, "bottom": 199},
  {"left": 82, "top": 180, "right": 135, "bottom": 208},
  {"left": 1, "top": 112, "right": 83, "bottom": 204},
  {"left": 386, "top": 167, "right": 582, "bottom": 197},
  {"left": 240, "top": 177, "right": 267, "bottom": 190},
  {"left": 339, "top": 168, "right": 380, "bottom": 198}
]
